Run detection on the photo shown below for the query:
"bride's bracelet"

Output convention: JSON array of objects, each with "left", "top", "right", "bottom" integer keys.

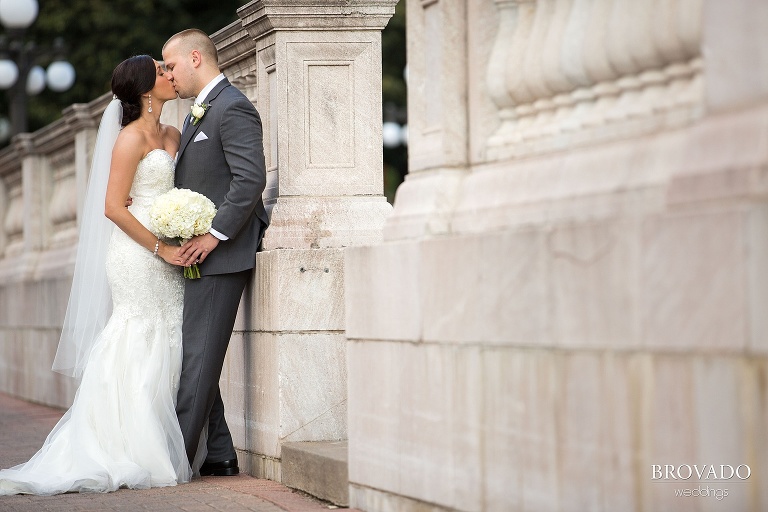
[{"left": 153, "top": 239, "right": 160, "bottom": 256}]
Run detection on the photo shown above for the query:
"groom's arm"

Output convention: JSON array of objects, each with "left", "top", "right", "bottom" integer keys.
[
  {"left": 180, "top": 95, "right": 266, "bottom": 266},
  {"left": 211, "top": 97, "right": 267, "bottom": 238}
]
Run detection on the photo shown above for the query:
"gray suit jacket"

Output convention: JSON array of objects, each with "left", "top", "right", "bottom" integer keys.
[{"left": 175, "top": 78, "right": 269, "bottom": 276}]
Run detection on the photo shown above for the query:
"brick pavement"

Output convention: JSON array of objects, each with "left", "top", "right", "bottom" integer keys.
[{"left": 0, "top": 393, "right": 355, "bottom": 512}]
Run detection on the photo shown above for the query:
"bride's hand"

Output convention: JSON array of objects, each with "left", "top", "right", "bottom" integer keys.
[{"left": 157, "top": 242, "right": 185, "bottom": 266}]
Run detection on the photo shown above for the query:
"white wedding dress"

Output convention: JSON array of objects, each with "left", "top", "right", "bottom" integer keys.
[{"left": 0, "top": 149, "right": 191, "bottom": 495}]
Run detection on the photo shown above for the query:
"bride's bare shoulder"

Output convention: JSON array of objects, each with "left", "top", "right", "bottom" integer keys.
[{"left": 112, "top": 126, "right": 147, "bottom": 163}]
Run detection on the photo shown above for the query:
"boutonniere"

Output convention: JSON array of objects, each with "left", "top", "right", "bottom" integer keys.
[{"left": 190, "top": 102, "right": 210, "bottom": 126}]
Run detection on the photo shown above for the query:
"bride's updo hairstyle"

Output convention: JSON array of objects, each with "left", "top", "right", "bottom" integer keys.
[{"left": 111, "top": 55, "right": 156, "bottom": 127}]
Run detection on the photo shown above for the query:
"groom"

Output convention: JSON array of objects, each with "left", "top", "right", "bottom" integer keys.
[{"left": 163, "top": 29, "right": 269, "bottom": 476}]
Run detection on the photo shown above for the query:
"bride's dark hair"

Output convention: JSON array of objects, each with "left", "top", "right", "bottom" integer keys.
[{"left": 111, "top": 55, "right": 156, "bottom": 127}]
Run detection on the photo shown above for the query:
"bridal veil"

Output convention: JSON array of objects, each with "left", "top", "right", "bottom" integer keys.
[{"left": 52, "top": 98, "right": 122, "bottom": 378}]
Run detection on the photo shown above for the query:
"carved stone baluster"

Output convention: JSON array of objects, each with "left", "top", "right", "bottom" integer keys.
[
  {"left": 47, "top": 150, "right": 77, "bottom": 246},
  {"left": 522, "top": 0, "right": 555, "bottom": 100},
  {"left": 619, "top": 0, "right": 669, "bottom": 119},
  {"left": 507, "top": 0, "right": 538, "bottom": 141},
  {"left": 652, "top": 1, "right": 688, "bottom": 62},
  {"left": 677, "top": 0, "right": 703, "bottom": 60},
  {"left": 627, "top": 0, "right": 670, "bottom": 117},
  {"left": 521, "top": 0, "right": 557, "bottom": 139},
  {"left": 561, "top": 0, "right": 593, "bottom": 87},
  {"left": 487, "top": 0, "right": 535, "bottom": 149},
  {"left": 541, "top": 0, "right": 575, "bottom": 95},
  {"left": 671, "top": 0, "right": 704, "bottom": 112},
  {"left": 540, "top": 0, "right": 577, "bottom": 136},
  {"left": 581, "top": 0, "right": 617, "bottom": 84},
  {"left": 12, "top": 135, "right": 49, "bottom": 259},
  {"left": 605, "top": 0, "right": 644, "bottom": 122},
  {"left": 560, "top": 0, "right": 598, "bottom": 132},
  {"left": 626, "top": 2, "right": 664, "bottom": 70},
  {"left": 62, "top": 102, "right": 99, "bottom": 240},
  {"left": 486, "top": 0, "right": 515, "bottom": 146},
  {"left": 3, "top": 179, "right": 22, "bottom": 256},
  {"left": 649, "top": 0, "right": 687, "bottom": 113},
  {"left": 230, "top": 73, "right": 258, "bottom": 106},
  {"left": 581, "top": 0, "right": 620, "bottom": 127}
]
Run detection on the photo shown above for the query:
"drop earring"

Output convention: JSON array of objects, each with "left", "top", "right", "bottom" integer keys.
[{"left": 148, "top": 95, "right": 153, "bottom": 113}]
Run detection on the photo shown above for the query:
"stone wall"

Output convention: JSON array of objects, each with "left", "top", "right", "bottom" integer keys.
[
  {"left": 0, "top": 96, "right": 191, "bottom": 406},
  {"left": 345, "top": 0, "right": 768, "bottom": 510}
]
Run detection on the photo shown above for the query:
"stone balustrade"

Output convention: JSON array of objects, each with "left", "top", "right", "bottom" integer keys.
[
  {"left": 487, "top": 0, "right": 704, "bottom": 159},
  {"left": 346, "top": 0, "right": 768, "bottom": 510},
  {"left": 0, "top": 97, "right": 98, "bottom": 405},
  {"left": 0, "top": 94, "right": 192, "bottom": 406}
]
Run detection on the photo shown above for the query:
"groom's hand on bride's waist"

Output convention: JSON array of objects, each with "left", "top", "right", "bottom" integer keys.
[{"left": 180, "top": 233, "right": 220, "bottom": 267}]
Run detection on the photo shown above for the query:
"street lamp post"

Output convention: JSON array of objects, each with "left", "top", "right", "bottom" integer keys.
[{"left": 0, "top": 0, "right": 75, "bottom": 137}]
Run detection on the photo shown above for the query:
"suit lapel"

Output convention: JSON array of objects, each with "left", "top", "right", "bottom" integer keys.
[
  {"left": 177, "top": 79, "right": 232, "bottom": 163},
  {"left": 177, "top": 115, "right": 196, "bottom": 160}
]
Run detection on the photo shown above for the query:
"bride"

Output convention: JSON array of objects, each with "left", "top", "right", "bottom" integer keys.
[{"left": 0, "top": 55, "right": 192, "bottom": 495}]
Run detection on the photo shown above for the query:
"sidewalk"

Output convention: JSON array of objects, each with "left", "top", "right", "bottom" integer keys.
[{"left": 0, "top": 393, "right": 354, "bottom": 512}]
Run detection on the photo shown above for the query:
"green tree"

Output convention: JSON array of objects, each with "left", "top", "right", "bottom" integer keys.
[
  {"left": 381, "top": 0, "right": 407, "bottom": 202},
  {"left": 2, "top": 0, "right": 409, "bottom": 203},
  {"left": 2, "top": 0, "right": 249, "bottom": 134}
]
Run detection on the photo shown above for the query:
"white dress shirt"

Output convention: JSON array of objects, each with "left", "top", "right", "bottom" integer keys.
[{"left": 195, "top": 73, "right": 225, "bottom": 105}]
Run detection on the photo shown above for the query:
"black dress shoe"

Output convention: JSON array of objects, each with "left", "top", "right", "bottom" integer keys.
[{"left": 199, "top": 458, "right": 239, "bottom": 476}]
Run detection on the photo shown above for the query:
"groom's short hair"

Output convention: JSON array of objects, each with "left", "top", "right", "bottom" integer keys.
[{"left": 164, "top": 29, "right": 219, "bottom": 67}]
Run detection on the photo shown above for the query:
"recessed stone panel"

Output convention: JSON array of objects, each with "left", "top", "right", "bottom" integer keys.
[
  {"left": 306, "top": 63, "right": 354, "bottom": 169},
  {"left": 284, "top": 37, "right": 382, "bottom": 196}
]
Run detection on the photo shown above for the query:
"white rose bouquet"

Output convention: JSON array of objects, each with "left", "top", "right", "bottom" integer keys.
[{"left": 149, "top": 188, "right": 217, "bottom": 279}]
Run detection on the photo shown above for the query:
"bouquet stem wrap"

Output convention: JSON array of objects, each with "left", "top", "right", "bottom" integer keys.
[{"left": 182, "top": 241, "right": 202, "bottom": 279}]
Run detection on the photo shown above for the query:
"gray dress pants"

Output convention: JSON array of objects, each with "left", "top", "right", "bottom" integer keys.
[{"left": 176, "top": 269, "right": 252, "bottom": 464}]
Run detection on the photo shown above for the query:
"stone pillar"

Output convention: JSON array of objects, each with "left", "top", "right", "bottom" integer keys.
[
  {"left": 16, "top": 135, "right": 48, "bottom": 269},
  {"left": 218, "top": 0, "right": 398, "bottom": 480},
  {"left": 241, "top": 1, "right": 395, "bottom": 250},
  {"left": 383, "top": 0, "right": 470, "bottom": 240},
  {"left": 64, "top": 103, "right": 99, "bottom": 232},
  {"left": 0, "top": 132, "right": 53, "bottom": 279}
]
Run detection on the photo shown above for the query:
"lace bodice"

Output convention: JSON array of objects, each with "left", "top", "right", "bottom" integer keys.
[
  {"left": 127, "top": 148, "right": 175, "bottom": 234},
  {"left": 130, "top": 149, "right": 176, "bottom": 207},
  {"left": 105, "top": 148, "right": 183, "bottom": 332}
]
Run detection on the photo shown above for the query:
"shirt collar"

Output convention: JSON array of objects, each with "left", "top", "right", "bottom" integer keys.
[{"left": 195, "top": 73, "right": 226, "bottom": 105}]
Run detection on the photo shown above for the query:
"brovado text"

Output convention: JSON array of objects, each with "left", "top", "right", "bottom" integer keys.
[{"left": 652, "top": 464, "right": 751, "bottom": 480}]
